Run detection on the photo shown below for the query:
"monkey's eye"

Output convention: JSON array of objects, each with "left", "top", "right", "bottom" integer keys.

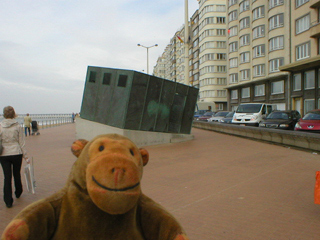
[
  {"left": 99, "top": 146, "right": 104, "bottom": 152},
  {"left": 130, "top": 149, "right": 134, "bottom": 156}
]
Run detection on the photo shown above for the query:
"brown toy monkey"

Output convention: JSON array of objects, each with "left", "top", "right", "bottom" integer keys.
[{"left": 2, "top": 134, "right": 189, "bottom": 240}]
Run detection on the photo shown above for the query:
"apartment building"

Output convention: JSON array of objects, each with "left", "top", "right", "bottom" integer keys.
[
  {"left": 226, "top": 0, "right": 290, "bottom": 111},
  {"left": 226, "top": 0, "right": 320, "bottom": 114},
  {"left": 154, "top": 1, "right": 228, "bottom": 111},
  {"left": 280, "top": 0, "right": 320, "bottom": 115},
  {"left": 197, "top": 0, "right": 228, "bottom": 111},
  {"left": 153, "top": 52, "right": 166, "bottom": 79}
]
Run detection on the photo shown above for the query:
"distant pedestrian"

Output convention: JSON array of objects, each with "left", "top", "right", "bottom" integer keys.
[
  {"left": 72, "top": 112, "right": 75, "bottom": 123},
  {"left": 0, "top": 106, "right": 29, "bottom": 208},
  {"left": 24, "top": 113, "right": 32, "bottom": 136}
]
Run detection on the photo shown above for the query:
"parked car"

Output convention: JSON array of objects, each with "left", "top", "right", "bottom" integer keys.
[
  {"left": 259, "top": 110, "right": 301, "bottom": 130},
  {"left": 208, "top": 111, "right": 231, "bottom": 122},
  {"left": 197, "top": 111, "right": 215, "bottom": 121},
  {"left": 219, "top": 112, "right": 235, "bottom": 124},
  {"left": 194, "top": 110, "right": 207, "bottom": 119},
  {"left": 295, "top": 109, "right": 320, "bottom": 132},
  {"left": 232, "top": 103, "right": 277, "bottom": 126}
]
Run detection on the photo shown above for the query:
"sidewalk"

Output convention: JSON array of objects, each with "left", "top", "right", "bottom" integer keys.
[{"left": 1, "top": 124, "right": 320, "bottom": 239}]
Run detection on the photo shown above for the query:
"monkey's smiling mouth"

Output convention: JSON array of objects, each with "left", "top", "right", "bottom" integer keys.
[{"left": 92, "top": 176, "right": 140, "bottom": 192}]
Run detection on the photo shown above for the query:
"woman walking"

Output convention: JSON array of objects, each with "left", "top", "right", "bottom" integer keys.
[{"left": 0, "top": 106, "right": 29, "bottom": 208}]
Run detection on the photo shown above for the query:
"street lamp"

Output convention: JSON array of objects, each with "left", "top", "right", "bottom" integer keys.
[{"left": 137, "top": 43, "right": 158, "bottom": 74}]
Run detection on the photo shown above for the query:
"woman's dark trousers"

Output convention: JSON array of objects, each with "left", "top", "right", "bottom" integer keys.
[{"left": 0, "top": 154, "right": 23, "bottom": 205}]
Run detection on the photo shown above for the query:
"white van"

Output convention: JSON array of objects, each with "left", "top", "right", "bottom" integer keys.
[{"left": 232, "top": 103, "right": 277, "bottom": 126}]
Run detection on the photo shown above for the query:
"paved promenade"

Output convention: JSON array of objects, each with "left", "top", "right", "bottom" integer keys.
[{"left": 1, "top": 124, "right": 320, "bottom": 239}]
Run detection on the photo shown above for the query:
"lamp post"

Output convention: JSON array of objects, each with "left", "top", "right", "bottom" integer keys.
[
  {"left": 137, "top": 43, "right": 158, "bottom": 74},
  {"left": 184, "top": 0, "right": 190, "bottom": 85}
]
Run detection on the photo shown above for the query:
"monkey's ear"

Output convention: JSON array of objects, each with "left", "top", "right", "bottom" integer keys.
[
  {"left": 71, "top": 139, "right": 89, "bottom": 157},
  {"left": 139, "top": 148, "right": 149, "bottom": 166}
]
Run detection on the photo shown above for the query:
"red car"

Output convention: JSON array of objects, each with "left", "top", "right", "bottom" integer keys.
[{"left": 295, "top": 109, "right": 320, "bottom": 132}]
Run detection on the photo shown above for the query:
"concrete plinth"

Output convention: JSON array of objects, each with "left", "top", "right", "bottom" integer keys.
[{"left": 75, "top": 118, "right": 194, "bottom": 147}]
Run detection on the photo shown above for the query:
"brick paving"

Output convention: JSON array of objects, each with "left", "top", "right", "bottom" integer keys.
[{"left": 1, "top": 124, "right": 320, "bottom": 239}]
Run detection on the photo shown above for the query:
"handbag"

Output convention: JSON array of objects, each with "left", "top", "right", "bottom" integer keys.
[
  {"left": 24, "top": 158, "right": 36, "bottom": 194},
  {"left": 314, "top": 171, "right": 320, "bottom": 204}
]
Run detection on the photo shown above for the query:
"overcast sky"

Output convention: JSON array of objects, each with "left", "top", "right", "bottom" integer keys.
[{"left": 0, "top": 0, "right": 199, "bottom": 114}]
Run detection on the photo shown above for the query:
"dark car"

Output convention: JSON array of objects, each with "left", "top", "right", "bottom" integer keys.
[
  {"left": 259, "top": 110, "right": 301, "bottom": 130},
  {"left": 295, "top": 109, "right": 320, "bottom": 132},
  {"left": 194, "top": 110, "right": 207, "bottom": 119},
  {"left": 219, "top": 112, "right": 235, "bottom": 124},
  {"left": 197, "top": 111, "right": 215, "bottom": 121}
]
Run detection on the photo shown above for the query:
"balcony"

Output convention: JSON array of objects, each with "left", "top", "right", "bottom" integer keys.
[
  {"left": 310, "top": 21, "right": 320, "bottom": 38},
  {"left": 310, "top": 0, "right": 320, "bottom": 8}
]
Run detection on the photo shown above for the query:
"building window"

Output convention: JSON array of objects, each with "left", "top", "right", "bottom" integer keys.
[
  {"left": 269, "top": 36, "right": 284, "bottom": 51},
  {"left": 217, "top": 66, "right": 227, "bottom": 72},
  {"left": 229, "top": 0, "right": 238, "bottom": 7},
  {"left": 229, "top": 73, "right": 238, "bottom": 83},
  {"left": 240, "top": 17, "right": 250, "bottom": 30},
  {"left": 229, "top": 41, "right": 238, "bottom": 52},
  {"left": 199, "top": 5, "right": 214, "bottom": 19},
  {"left": 293, "top": 73, "right": 301, "bottom": 91},
  {"left": 269, "top": 0, "right": 284, "bottom": 9},
  {"left": 296, "top": 42, "right": 310, "bottom": 60},
  {"left": 217, "top": 103, "right": 224, "bottom": 110},
  {"left": 199, "top": 17, "right": 214, "bottom": 29},
  {"left": 271, "top": 80, "right": 284, "bottom": 94},
  {"left": 240, "top": 34, "right": 250, "bottom": 46},
  {"left": 194, "top": 50, "right": 199, "bottom": 58},
  {"left": 253, "top": 64, "right": 265, "bottom": 77},
  {"left": 217, "top": 90, "right": 227, "bottom": 97},
  {"left": 255, "top": 84, "right": 265, "bottom": 96},
  {"left": 217, "top": 17, "right": 226, "bottom": 24},
  {"left": 304, "top": 99, "right": 315, "bottom": 115},
  {"left": 193, "top": 28, "right": 198, "bottom": 37},
  {"left": 269, "top": 58, "right": 284, "bottom": 73},
  {"left": 229, "top": 10, "right": 238, "bottom": 22},
  {"left": 216, "top": 41, "right": 227, "bottom": 48},
  {"left": 216, "top": 53, "right": 226, "bottom": 60},
  {"left": 253, "top": 25, "right": 265, "bottom": 39},
  {"left": 305, "top": 70, "right": 315, "bottom": 89},
  {"left": 241, "top": 87, "right": 250, "bottom": 98},
  {"left": 240, "top": 0, "right": 250, "bottom": 13},
  {"left": 199, "top": 29, "right": 215, "bottom": 41},
  {"left": 253, "top": 44, "right": 265, "bottom": 58},
  {"left": 231, "top": 89, "right": 238, "bottom": 99},
  {"left": 296, "top": 0, "right": 309, "bottom": 8},
  {"left": 200, "top": 41, "right": 214, "bottom": 52},
  {"left": 217, "top": 29, "right": 226, "bottom": 36},
  {"left": 240, "top": 69, "right": 250, "bottom": 81},
  {"left": 240, "top": 52, "right": 250, "bottom": 63},
  {"left": 229, "top": 26, "right": 238, "bottom": 37},
  {"left": 229, "top": 58, "right": 238, "bottom": 68},
  {"left": 200, "top": 78, "right": 215, "bottom": 87},
  {"left": 217, "top": 78, "right": 227, "bottom": 85},
  {"left": 296, "top": 14, "right": 310, "bottom": 34},
  {"left": 199, "top": 53, "right": 214, "bottom": 64},
  {"left": 253, "top": 6, "right": 265, "bottom": 21},
  {"left": 193, "top": 39, "right": 199, "bottom": 48},
  {"left": 200, "top": 66, "right": 215, "bottom": 75},
  {"left": 269, "top": 14, "right": 284, "bottom": 30}
]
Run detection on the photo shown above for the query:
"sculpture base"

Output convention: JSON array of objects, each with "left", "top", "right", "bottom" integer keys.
[{"left": 75, "top": 118, "right": 194, "bottom": 147}]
